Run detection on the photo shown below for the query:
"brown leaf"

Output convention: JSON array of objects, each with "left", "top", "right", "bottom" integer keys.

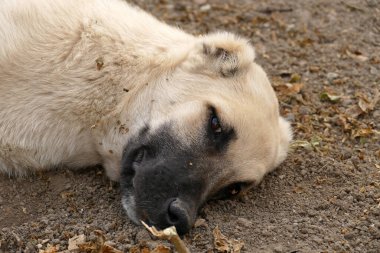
[
  {"left": 151, "top": 245, "right": 171, "bottom": 253},
  {"left": 293, "top": 186, "right": 304, "bottom": 194},
  {"left": 39, "top": 245, "right": 58, "bottom": 253},
  {"left": 142, "top": 222, "right": 189, "bottom": 253},
  {"left": 352, "top": 128, "right": 379, "bottom": 138},
  {"left": 68, "top": 234, "right": 86, "bottom": 251},
  {"left": 274, "top": 82, "right": 304, "bottom": 95},
  {"left": 213, "top": 226, "right": 244, "bottom": 253},
  {"left": 320, "top": 92, "right": 341, "bottom": 103},
  {"left": 77, "top": 231, "right": 122, "bottom": 253},
  {"left": 357, "top": 90, "right": 379, "bottom": 114},
  {"left": 345, "top": 49, "right": 368, "bottom": 62}
]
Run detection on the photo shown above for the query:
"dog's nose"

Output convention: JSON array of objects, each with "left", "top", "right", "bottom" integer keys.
[{"left": 164, "top": 198, "right": 191, "bottom": 235}]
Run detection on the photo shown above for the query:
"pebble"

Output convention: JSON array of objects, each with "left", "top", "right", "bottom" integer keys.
[
  {"left": 199, "top": 4, "right": 211, "bottom": 12},
  {"left": 327, "top": 72, "right": 339, "bottom": 80},
  {"left": 194, "top": 218, "right": 207, "bottom": 228},
  {"left": 298, "top": 106, "right": 311, "bottom": 115},
  {"left": 272, "top": 244, "right": 285, "bottom": 253},
  {"left": 237, "top": 217, "right": 253, "bottom": 228}
]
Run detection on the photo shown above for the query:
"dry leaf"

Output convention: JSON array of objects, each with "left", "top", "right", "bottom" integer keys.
[
  {"left": 77, "top": 231, "right": 122, "bottom": 253},
  {"left": 290, "top": 73, "right": 301, "bottom": 83},
  {"left": 68, "top": 234, "right": 86, "bottom": 251},
  {"left": 151, "top": 245, "right": 171, "bottom": 253},
  {"left": 39, "top": 245, "right": 58, "bottom": 253},
  {"left": 194, "top": 218, "right": 207, "bottom": 228},
  {"left": 346, "top": 49, "right": 368, "bottom": 62},
  {"left": 213, "top": 226, "right": 244, "bottom": 253},
  {"left": 293, "top": 186, "right": 304, "bottom": 194},
  {"left": 357, "top": 90, "right": 379, "bottom": 114},
  {"left": 290, "top": 140, "right": 312, "bottom": 150},
  {"left": 320, "top": 92, "right": 341, "bottom": 103},
  {"left": 275, "top": 82, "right": 304, "bottom": 95},
  {"left": 142, "top": 221, "right": 190, "bottom": 253},
  {"left": 352, "top": 128, "right": 380, "bottom": 139}
]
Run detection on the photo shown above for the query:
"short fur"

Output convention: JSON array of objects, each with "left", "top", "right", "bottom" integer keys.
[{"left": 0, "top": 0, "right": 292, "bottom": 233}]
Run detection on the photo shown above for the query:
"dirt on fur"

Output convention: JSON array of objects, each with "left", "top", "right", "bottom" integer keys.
[{"left": 1, "top": 0, "right": 379, "bottom": 252}]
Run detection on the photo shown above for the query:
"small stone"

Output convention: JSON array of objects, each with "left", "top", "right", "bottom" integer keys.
[
  {"left": 301, "top": 169, "right": 307, "bottom": 176},
  {"left": 194, "top": 0, "right": 207, "bottom": 4},
  {"left": 200, "top": 4, "right": 211, "bottom": 12},
  {"left": 105, "top": 241, "right": 117, "bottom": 247},
  {"left": 273, "top": 244, "right": 285, "bottom": 253},
  {"left": 237, "top": 217, "right": 253, "bottom": 228},
  {"left": 327, "top": 72, "right": 339, "bottom": 80},
  {"left": 344, "top": 233, "right": 355, "bottom": 240},
  {"left": 298, "top": 106, "right": 311, "bottom": 115},
  {"left": 194, "top": 218, "right": 207, "bottom": 228}
]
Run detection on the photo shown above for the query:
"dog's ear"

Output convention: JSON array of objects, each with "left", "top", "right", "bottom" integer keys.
[{"left": 183, "top": 32, "right": 255, "bottom": 78}]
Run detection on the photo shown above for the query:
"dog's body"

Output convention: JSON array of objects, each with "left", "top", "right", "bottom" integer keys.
[{"left": 0, "top": 0, "right": 292, "bottom": 234}]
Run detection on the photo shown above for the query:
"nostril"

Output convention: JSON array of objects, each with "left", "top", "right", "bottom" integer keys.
[
  {"left": 167, "top": 199, "right": 180, "bottom": 224},
  {"left": 166, "top": 199, "right": 191, "bottom": 235}
]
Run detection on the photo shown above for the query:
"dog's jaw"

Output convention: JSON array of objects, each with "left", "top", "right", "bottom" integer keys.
[{"left": 122, "top": 194, "right": 140, "bottom": 225}]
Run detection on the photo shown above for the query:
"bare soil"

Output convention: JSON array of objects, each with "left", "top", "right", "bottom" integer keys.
[{"left": 1, "top": 0, "right": 379, "bottom": 252}]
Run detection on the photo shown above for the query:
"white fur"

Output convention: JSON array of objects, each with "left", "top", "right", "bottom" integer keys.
[{"left": 0, "top": 0, "right": 291, "bottom": 184}]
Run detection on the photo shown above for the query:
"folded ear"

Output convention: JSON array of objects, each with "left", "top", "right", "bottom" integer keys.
[{"left": 183, "top": 32, "right": 255, "bottom": 78}]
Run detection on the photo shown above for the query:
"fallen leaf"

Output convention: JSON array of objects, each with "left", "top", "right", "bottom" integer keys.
[
  {"left": 68, "top": 234, "right": 86, "bottom": 251},
  {"left": 77, "top": 231, "right": 122, "bottom": 253},
  {"left": 320, "top": 92, "right": 341, "bottom": 103},
  {"left": 142, "top": 221, "right": 190, "bottom": 253},
  {"left": 290, "top": 140, "right": 312, "bottom": 150},
  {"left": 213, "top": 226, "right": 244, "bottom": 253},
  {"left": 39, "top": 245, "right": 58, "bottom": 253},
  {"left": 274, "top": 82, "right": 304, "bottom": 95},
  {"left": 357, "top": 90, "right": 379, "bottom": 114},
  {"left": 310, "top": 136, "right": 322, "bottom": 147},
  {"left": 151, "top": 245, "right": 171, "bottom": 253},
  {"left": 352, "top": 128, "right": 380, "bottom": 139},
  {"left": 289, "top": 73, "right": 301, "bottom": 83},
  {"left": 346, "top": 49, "right": 368, "bottom": 62},
  {"left": 194, "top": 218, "right": 207, "bottom": 228},
  {"left": 293, "top": 186, "right": 304, "bottom": 194}
]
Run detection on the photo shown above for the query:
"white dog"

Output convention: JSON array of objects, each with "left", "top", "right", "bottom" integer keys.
[{"left": 0, "top": 0, "right": 292, "bottom": 234}]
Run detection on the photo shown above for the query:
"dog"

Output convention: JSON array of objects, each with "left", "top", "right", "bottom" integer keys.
[{"left": 0, "top": 0, "right": 292, "bottom": 234}]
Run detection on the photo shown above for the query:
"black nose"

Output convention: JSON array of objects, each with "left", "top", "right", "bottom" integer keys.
[{"left": 163, "top": 198, "right": 191, "bottom": 235}]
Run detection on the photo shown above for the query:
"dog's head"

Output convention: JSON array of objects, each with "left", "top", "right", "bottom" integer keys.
[{"left": 117, "top": 33, "right": 292, "bottom": 234}]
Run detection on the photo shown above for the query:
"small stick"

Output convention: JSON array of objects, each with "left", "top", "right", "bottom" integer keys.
[{"left": 141, "top": 221, "right": 190, "bottom": 253}]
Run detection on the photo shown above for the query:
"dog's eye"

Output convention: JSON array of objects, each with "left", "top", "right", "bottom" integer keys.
[
  {"left": 225, "top": 182, "right": 243, "bottom": 196},
  {"left": 210, "top": 114, "right": 222, "bottom": 134},
  {"left": 212, "top": 182, "right": 251, "bottom": 200}
]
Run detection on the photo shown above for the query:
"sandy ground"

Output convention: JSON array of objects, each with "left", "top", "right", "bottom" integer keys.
[{"left": 1, "top": 0, "right": 379, "bottom": 252}]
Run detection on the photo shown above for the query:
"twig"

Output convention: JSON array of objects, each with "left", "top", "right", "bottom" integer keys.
[
  {"left": 256, "top": 7, "right": 293, "bottom": 14},
  {"left": 141, "top": 221, "right": 190, "bottom": 253}
]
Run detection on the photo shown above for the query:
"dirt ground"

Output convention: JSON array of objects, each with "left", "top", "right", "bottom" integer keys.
[{"left": 1, "top": 0, "right": 379, "bottom": 252}]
